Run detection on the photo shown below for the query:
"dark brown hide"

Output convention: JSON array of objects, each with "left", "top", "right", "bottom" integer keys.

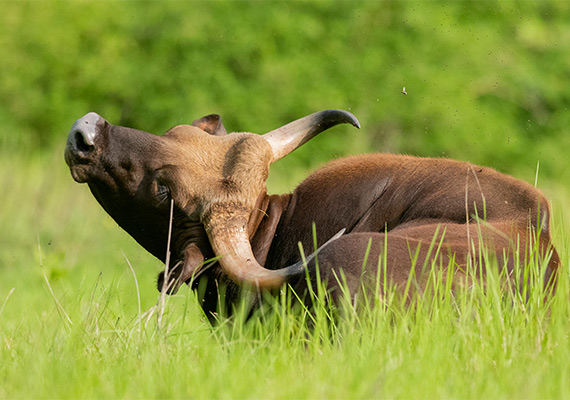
[
  {"left": 266, "top": 154, "right": 556, "bottom": 266},
  {"left": 263, "top": 154, "right": 558, "bottom": 303}
]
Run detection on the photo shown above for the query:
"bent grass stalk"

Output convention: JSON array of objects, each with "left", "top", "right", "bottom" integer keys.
[
  {"left": 38, "top": 239, "right": 73, "bottom": 330},
  {"left": 123, "top": 252, "right": 142, "bottom": 337},
  {"left": 0, "top": 287, "right": 15, "bottom": 322},
  {"left": 157, "top": 198, "right": 175, "bottom": 330}
]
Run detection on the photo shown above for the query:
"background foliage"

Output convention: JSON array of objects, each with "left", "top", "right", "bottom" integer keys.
[
  {"left": 1, "top": 1, "right": 569, "bottom": 184},
  {"left": 1, "top": 1, "right": 570, "bottom": 398}
]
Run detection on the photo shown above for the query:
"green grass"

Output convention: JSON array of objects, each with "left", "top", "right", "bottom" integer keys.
[{"left": 1, "top": 150, "right": 570, "bottom": 399}]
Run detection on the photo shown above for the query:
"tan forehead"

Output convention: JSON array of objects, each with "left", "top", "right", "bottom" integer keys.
[
  {"left": 163, "top": 125, "right": 271, "bottom": 155},
  {"left": 156, "top": 124, "right": 273, "bottom": 208},
  {"left": 158, "top": 125, "right": 273, "bottom": 172},
  {"left": 163, "top": 124, "right": 215, "bottom": 143}
]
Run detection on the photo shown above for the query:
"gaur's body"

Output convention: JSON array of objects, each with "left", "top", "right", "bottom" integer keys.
[{"left": 65, "top": 110, "right": 559, "bottom": 319}]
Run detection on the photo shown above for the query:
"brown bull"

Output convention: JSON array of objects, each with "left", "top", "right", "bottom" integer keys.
[{"left": 64, "top": 110, "right": 559, "bottom": 315}]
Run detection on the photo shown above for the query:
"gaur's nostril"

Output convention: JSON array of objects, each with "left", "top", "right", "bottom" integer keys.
[
  {"left": 74, "top": 130, "right": 94, "bottom": 152},
  {"left": 68, "top": 112, "right": 101, "bottom": 154}
]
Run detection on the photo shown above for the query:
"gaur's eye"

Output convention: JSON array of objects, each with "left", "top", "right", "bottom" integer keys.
[{"left": 155, "top": 180, "right": 170, "bottom": 202}]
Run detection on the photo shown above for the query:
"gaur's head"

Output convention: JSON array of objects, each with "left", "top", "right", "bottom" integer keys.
[{"left": 65, "top": 110, "right": 359, "bottom": 291}]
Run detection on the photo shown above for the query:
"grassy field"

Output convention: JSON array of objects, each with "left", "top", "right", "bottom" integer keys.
[
  {"left": 2, "top": 1, "right": 570, "bottom": 398},
  {"left": 1, "top": 149, "right": 569, "bottom": 399}
]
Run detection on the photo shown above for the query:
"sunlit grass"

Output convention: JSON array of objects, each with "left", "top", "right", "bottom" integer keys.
[{"left": 3, "top": 241, "right": 568, "bottom": 399}]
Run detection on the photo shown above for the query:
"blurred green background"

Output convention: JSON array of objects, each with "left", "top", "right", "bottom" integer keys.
[
  {"left": 2, "top": 1, "right": 569, "bottom": 182},
  {"left": 1, "top": 1, "right": 569, "bottom": 291}
]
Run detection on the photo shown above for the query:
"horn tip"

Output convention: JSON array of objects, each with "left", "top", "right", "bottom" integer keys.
[
  {"left": 347, "top": 112, "right": 361, "bottom": 129},
  {"left": 330, "top": 109, "right": 360, "bottom": 129}
]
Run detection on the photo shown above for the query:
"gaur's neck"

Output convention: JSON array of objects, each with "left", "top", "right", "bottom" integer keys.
[{"left": 248, "top": 192, "right": 292, "bottom": 266}]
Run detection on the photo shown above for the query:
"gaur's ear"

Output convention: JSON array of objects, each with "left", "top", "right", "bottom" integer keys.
[{"left": 192, "top": 114, "right": 227, "bottom": 136}]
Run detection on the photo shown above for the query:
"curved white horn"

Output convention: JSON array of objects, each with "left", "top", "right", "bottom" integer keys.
[
  {"left": 204, "top": 205, "right": 345, "bottom": 290},
  {"left": 263, "top": 109, "right": 360, "bottom": 162}
]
